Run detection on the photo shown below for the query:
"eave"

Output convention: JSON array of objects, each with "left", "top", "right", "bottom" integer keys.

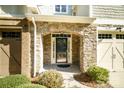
[{"left": 27, "top": 15, "right": 96, "bottom": 24}]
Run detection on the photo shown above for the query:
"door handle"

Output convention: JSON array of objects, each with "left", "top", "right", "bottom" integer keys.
[{"left": 112, "top": 54, "right": 116, "bottom": 59}]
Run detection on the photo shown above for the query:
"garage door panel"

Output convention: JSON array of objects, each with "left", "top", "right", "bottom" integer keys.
[
  {"left": 99, "top": 53, "right": 112, "bottom": 71},
  {"left": 98, "top": 33, "right": 124, "bottom": 71},
  {"left": 115, "top": 43, "right": 124, "bottom": 55},
  {"left": 114, "top": 51, "right": 124, "bottom": 71},
  {"left": 0, "top": 31, "right": 21, "bottom": 76},
  {"left": 9, "top": 57, "right": 21, "bottom": 74},
  {"left": 9, "top": 40, "right": 21, "bottom": 65},
  {"left": 98, "top": 42, "right": 112, "bottom": 70},
  {"left": 114, "top": 43, "right": 124, "bottom": 71},
  {"left": 98, "top": 43, "right": 112, "bottom": 62},
  {"left": 0, "top": 47, "right": 9, "bottom": 75}
]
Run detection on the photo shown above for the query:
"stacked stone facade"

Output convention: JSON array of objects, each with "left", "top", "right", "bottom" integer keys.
[
  {"left": 34, "top": 22, "right": 96, "bottom": 73},
  {"left": 72, "top": 34, "right": 80, "bottom": 65},
  {"left": 43, "top": 34, "right": 51, "bottom": 64}
]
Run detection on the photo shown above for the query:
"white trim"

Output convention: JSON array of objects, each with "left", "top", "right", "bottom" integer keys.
[
  {"left": 94, "top": 18, "right": 124, "bottom": 25},
  {"left": 89, "top": 5, "right": 93, "bottom": 17},
  {"left": 97, "top": 27, "right": 124, "bottom": 31},
  {"left": 51, "top": 34, "right": 56, "bottom": 64},
  {"left": 68, "top": 34, "right": 72, "bottom": 64},
  {"left": 96, "top": 27, "right": 98, "bottom": 65},
  {"left": 0, "top": 26, "right": 23, "bottom": 29},
  {"left": 0, "top": 14, "right": 25, "bottom": 17},
  {"left": 38, "top": 33, "right": 44, "bottom": 73},
  {"left": 27, "top": 15, "right": 96, "bottom": 24}
]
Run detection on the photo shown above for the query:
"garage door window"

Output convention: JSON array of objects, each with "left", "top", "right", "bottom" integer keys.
[
  {"left": 116, "top": 34, "right": 124, "bottom": 39},
  {"left": 2, "top": 32, "right": 21, "bottom": 39},
  {"left": 98, "top": 34, "right": 112, "bottom": 39}
]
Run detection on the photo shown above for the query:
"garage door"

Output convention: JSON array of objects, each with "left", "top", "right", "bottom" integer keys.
[
  {"left": 97, "top": 32, "right": 124, "bottom": 71},
  {"left": 0, "top": 31, "right": 21, "bottom": 76}
]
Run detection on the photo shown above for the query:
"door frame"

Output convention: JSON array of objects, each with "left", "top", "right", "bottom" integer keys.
[{"left": 51, "top": 33, "right": 72, "bottom": 64}]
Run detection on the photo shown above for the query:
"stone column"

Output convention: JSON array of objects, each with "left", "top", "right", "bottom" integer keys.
[
  {"left": 80, "top": 35, "right": 84, "bottom": 72},
  {"left": 21, "top": 31, "right": 31, "bottom": 77},
  {"left": 79, "top": 25, "right": 96, "bottom": 72},
  {"left": 83, "top": 25, "right": 97, "bottom": 71}
]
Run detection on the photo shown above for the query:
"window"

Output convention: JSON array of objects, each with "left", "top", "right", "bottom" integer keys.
[
  {"left": 2, "top": 32, "right": 21, "bottom": 39},
  {"left": 55, "top": 5, "right": 68, "bottom": 13},
  {"left": 98, "top": 34, "right": 112, "bottom": 39},
  {"left": 52, "top": 34, "right": 71, "bottom": 37},
  {"left": 116, "top": 34, "right": 124, "bottom": 39}
]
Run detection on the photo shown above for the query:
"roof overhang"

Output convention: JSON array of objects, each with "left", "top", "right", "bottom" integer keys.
[
  {"left": 27, "top": 15, "right": 96, "bottom": 24},
  {"left": 97, "top": 27, "right": 124, "bottom": 32},
  {"left": 94, "top": 18, "right": 124, "bottom": 25},
  {"left": 0, "top": 26, "right": 23, "bottom": 29}
]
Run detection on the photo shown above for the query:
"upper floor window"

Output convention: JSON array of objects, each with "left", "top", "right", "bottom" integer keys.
[{"left": 55, "top": 5, "right": 68, "bottom": 13}]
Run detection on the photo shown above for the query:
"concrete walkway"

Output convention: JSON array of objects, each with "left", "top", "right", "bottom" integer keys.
[
  {"left": 61, "top": 71, "right": 89, "bottom": 88},
  {"left": 109, "top": 71, "right": 124, "bottom": 88},
  {"left": 44, "top": 64, "right": 89, "bottom": 88}
]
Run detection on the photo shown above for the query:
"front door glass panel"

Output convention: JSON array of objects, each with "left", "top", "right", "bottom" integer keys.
[{"left": 56, "top": 38, "right": 67, "bottom": 63}]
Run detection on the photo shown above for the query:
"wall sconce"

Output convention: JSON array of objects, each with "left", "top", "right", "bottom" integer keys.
[{"left": 116, "top": 27, "right": 122, "bottom": 32}]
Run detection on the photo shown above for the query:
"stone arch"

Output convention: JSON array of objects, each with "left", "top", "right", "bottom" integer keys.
[{"left": 35, "top": 22, "right": 96, "bottom": 73}]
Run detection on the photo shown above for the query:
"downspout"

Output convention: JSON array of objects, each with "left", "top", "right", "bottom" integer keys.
[{"left": 32, "top": 17, "right": 36, "bottom": 77}]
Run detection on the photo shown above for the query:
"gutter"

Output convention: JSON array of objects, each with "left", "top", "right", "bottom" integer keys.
[{"left": 32, "top": 17, "right": 37, "bottom": 77}]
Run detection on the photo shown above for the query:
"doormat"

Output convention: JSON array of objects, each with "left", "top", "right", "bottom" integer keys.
[{"left": 57, "top": 64, "right": 70, "bottom": 68}]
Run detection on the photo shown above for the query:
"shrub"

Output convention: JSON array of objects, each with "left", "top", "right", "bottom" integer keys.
[
  {"left": 38, "top": 70, "right": 63, "bottom": 88},
  {"left": 86, "top": 66, "right": 109, "bottom": 84},
  {"left": 16, "top": 84, "right": 46, "bottom": 88},
  {"left": 0, "top": 74, "right": 31, "bottom": 88}
]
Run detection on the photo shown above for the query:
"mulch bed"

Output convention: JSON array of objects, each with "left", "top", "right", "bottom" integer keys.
[{"left": 73, "top": 73, "right": 113, "bottom": 88}]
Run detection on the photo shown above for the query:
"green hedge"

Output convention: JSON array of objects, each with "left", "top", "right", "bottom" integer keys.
[
  {"left": 87, "top": 66, "right": 109, "bottom": 84},
  {"left": 0, "top": 74, "right": 31, "bottom": 88},
  {"left": 16, "top": 84, "right": 46, "bottom": 88},
  {"left": 38, "top": 70, "right": 63, "bottom": 88}
]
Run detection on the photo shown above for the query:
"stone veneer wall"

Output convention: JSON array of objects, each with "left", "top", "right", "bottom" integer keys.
[
  {"left": 36, "top": 22, "right": 96, "bottom": 72},
  {"left": 21, "top": 31, "right": 31, "bottom": 77},
  {"left": 72, "top": 34, "right": 80, "bottom": 65},
  {"left": 42, "top": 34, "right": 80, "bottom": 65},
  {"left": 80, "top": 25, "right": 97, "bottom": 71},
  {"left": 43, "top": 34, "right": 51, "bottom": 64},
  {"left": 30, "top": 22, "right": 36, "bottom": 77}
]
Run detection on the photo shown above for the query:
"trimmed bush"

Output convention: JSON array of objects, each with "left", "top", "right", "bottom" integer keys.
[
  {"left": 87, "top": 66, "right": 109, "bottom": 84},
  {"left": 38, "top": 70, "right": 63, "bottom": 88},
  {"left": 16, "top": 84, "right": 46, "bottom": 88},
  {"left": 0, "top": 74, "right": 31, "bottom": 88}
]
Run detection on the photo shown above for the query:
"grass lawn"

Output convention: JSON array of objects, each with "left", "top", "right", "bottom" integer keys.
[{"left": 0, "top": 74, "right": 46, "bottom": 88}]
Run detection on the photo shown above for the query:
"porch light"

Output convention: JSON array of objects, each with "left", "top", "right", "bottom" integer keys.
[{"left": 116, "top": 27, "right": 122, "bottom": 32}]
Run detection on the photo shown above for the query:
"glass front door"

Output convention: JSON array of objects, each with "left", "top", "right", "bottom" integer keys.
[{"left": 56, "top": 38, "right": 67, "bottom": 63}]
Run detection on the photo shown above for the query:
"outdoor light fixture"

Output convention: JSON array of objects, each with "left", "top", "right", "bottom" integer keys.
[{"left": 116, "top": 27, "right": 122, "bottom": 32}]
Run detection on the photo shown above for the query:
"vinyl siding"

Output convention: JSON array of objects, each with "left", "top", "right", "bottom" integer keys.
[
  {"left": 92, "top": 5, "right": 124, "bottom": 19},
  {"left": 76, "top": 5, "right": 90, "bottom": 16}
]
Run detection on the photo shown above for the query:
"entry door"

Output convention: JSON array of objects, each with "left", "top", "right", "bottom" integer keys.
[
  {"left": 56, "top": 38, "right": 67, "bottom": 63},
  {"left": 51, "top": 34, "right": 72, "bottom": 64}
]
